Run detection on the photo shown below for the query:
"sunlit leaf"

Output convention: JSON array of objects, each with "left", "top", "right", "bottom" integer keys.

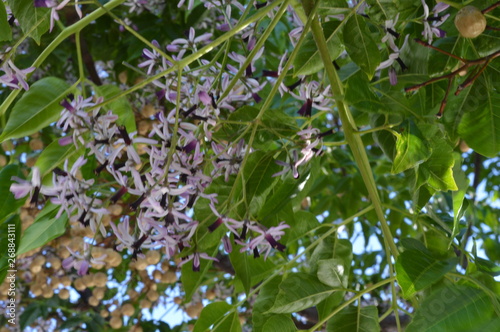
[
  {"left": 268, "top": 273, "right": 335, "bottom": 314},
  {"left": 194, "top": 302, "right": 231, "bottom": 332},
  {"left": 0, "top": 77, "right": 72, "bottom": 142},
  {"left": 396, "top": 241, "right": 457, "bottom": 298},
  {"left": 392, "top": 120, "right": 430, "bottom": 174},
  {"left": 17, "top": 204, "right": 68, "bottom": 255},
  {"left": 406, "top": 285, "right": 494, "bottom": 332}
]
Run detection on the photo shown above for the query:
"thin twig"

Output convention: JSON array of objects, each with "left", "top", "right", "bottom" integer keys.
[
  {"left": 413, "top": 38, "right": 465, "bottom": 62},
  {"left": 405, "top": 43, "right": 500, "bottom": 116},
  {"left": 482, "top": 1, "right": 500, "bottom": 14},
  {"left": 437, "top": 77, "right": 453, "bottom": 118}
]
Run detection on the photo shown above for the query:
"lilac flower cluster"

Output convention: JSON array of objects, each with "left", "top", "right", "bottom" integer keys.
[
  {"left": 8, "top": 0, "right": 339, "bottom": 276},
  {"left": 10, "top": 87, "right": 291, "bottom": 273}
]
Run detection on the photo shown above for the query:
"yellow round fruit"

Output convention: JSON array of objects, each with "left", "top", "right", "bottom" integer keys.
[
  {"left": 185, "top": 302, "right": 203, "bottom": 318},
  {"left": 121, "top": 303, "right": 135, "bottom": 316},
  {"left": 140, "top": 299, "right": 152, "bottom": 309},
  {"left": 454, "top": 6, "right": 487, "bottom": 38},
  {"left": 94, "top": 272, "right": 108, "bottom": 287},
  {"left": 88, "top": 296, "right": 99, "bottom": 307},
  {"left": 109, "top": 317, "right": 122, "bottom": 329},
  {"left": 146, "top": 250, "right": 161, "bottom": 265}
]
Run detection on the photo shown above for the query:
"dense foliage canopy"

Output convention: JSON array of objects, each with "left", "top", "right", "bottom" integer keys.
[{"left": 0, "top": 0, "right": 499, "bottom": 331}]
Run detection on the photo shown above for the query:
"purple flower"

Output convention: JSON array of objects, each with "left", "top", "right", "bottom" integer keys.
[
  {"left": 273, "top": 150, "right": 300, "bottom": 179},
  {"left": 34, "top": 0, "right": 81, "bottom": 32},
  {"left": 166, "top": 27, "right": 212, "bottom": 58},
  {"left": 62, "top": 243, "right": 106, "bottom": 275},
  {"left": 389, "top": 67, "right": 398, "bottom": 85},
  {"left": 10, "top": 167, "right": 43, "bottom": 204},
  {"left": 138, "top": 40, "right": 167, "bottom": 75},
  {"left": 207, "top": 203, "right": 244, "bottom": 236},
  {"left": 179, "top": 252, "right": 219, "bottom": 272},
  {"left": 0, "top": 60, "right": 35, "bottom": 91},
  {"left": 381, "top": 14, "right": 400, "bottom": 52},
  {"left": 240, "top": 222, "right": 290, "bottom": 260},
  {"left": 108, "top": 126, "right": 157, "bottom": 165},
  {"left": 211, "top": 139, "right": 247, "bottom": 182},
  {"left": 34, "top": 0, "right": 58, "bottom": 7},
  {"left": 222, "top": 235, "right": 232, "bottom": 253},
  {"left": 421, "top": 0, "right": 450, "bottom": 44}
]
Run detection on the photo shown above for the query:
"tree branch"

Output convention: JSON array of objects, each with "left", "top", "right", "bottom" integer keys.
[{"left": 405, "top": 39, "right": 500, "bottom": 117}]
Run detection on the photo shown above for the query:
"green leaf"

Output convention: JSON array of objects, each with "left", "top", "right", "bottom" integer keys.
[
  {"left": 294, "top": 21, "right": 344, "bottom": 76},
  {"left": 17, "top": 204, "right": 68, "bottom": 255},
  {"left": 60, "top": 316, "right": 87, "bottom": 330},
  {"left": 0, "top": 165, "right": 25, "bottom": 222},
  {"left": 458, "top": 91, "right": 500, "bottom": 158},
  {"left": 450, "top": 153, "right": 469, "bottom": 247},
  {"left": 345, "top": 71, "right": 383, "bottom": 113},
  {"left": 343, "top": 15, "right": 380, "bottom": 79},
  {"left": 35, "top": 140, "right": 79, "bottom": 185},
  {"left": 229, "top": 244, "right": 251, "bottom": 295},
  {"left": 95, "top": 85, "right": 137, "bottom": 133},
  {"left": 396, "top": 242, "right": 457, "bottom": 298},
  {"left": 417, "top": 139, "right": 457, "bottom": 191},
  {"left": 472, "top": 240, "right": 500, "bottom": 276},
  {"left": 406, "top": 285, "right": 494, "bottom": 332},
  {"left": 474, "top": 257, "right": 500, "bottom": 276},
  {"left": 237, "top": 151, "right": 281, "bottom": 216},
  {"left": 268, "top": 273, "right": 335, "bottom": 314},
  {"left": 318, "top": 0, "right": 350, "bottom": 16},
  {"left": 371, "top": 114, "right": 397, "bottom": 160},
  {"left": 317, "top": 258, "right": 350, "bottom": 289},
  {"left": 0, "top": 215, "right": 21, "bottom": 285},
  {"left": 317, "top": 292, "right": 344, "bottom": 321},
  {"left": 392, "top": 120, "right": 430, "bottom": 174},
  {"left": 261, "top": 315, "right": 297, "bottom": 332},
  {"left": 7, "top": 0, "right": 49, "bottom": 44},
  {"left": 326, "top": 305, "right": 380, "bottom": 332},
  {"left": 212, "top": 312, "right": 241, "bottom": 332},
  {"left": 317, "top": 237, "right": 352, "bottom": 288},
  {"left": 0, "top": 77, "right": 72, "bottom": 142},
  {"left": 193, "top": 302, "right": 232, "bottom": 332},
  {"left": 286, "top": 210, "right": 319, "bottom": 245},
  {"left": 258, "top": 168, "right": 311, "bottom": 221},
  {"left": 0, "top": 2, "right": 12, "bottom": 41},
  {"left": 310, "top": 237, "right": 352, "bottom": 275}
]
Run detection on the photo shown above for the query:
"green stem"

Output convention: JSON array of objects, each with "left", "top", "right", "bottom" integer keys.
[
  {"left": 75, "top": 32, "right": 86, "bottom": 97},
  {"left": 305, "top": 2, "right": 401, "bottom": 329},
  {"left": 355, "top": 123, "right": 399, "bottom": 135},
  {"left": 305, "top": 1, "right": 399, "bottom": 259}
]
